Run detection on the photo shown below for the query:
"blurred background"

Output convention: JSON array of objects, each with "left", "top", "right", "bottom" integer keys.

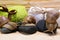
[{"left": 0, "top": 0, "right": 60, "bottom": 9}]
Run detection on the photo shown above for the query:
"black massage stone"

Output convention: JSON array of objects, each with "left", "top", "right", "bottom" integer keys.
[{"left": 18, "top": 25, "right": 37, "bottom": 34}]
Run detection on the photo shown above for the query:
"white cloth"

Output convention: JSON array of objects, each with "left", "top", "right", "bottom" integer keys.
[
  {"left": 28, "top": 7, "right": 45, "bottom": 23},
  {"left": 28, "top": 7, "right": 60, "bottom": 26}
]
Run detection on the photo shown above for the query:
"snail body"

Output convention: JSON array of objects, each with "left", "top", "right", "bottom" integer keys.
[{"left": 22, "top": 15, "right": 36, "bottom": 25}]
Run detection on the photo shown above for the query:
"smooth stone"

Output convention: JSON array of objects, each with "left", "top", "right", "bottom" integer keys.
[{"left": 18, "top": 26, "right": 37, "bottom": 34}]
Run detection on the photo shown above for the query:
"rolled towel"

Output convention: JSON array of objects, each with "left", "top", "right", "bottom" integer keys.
[
  {"left": 8, "top": 6, "right": 28, "bottom": 22},
  {"left": 28, "top": 6, "right": 45, "bottom": 23},
  {"left": 0, "top": 5, "right": 27, "bottom": 22}
]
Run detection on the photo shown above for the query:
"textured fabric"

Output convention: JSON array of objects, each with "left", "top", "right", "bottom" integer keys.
[
  {"left": 0, "top": 5, "right": 28, "bottom": 22},
  {"left": 28, "top": 7, "right": 45, "bottom": 23}
]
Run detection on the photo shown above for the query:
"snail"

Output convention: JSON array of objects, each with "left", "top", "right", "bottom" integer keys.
[
  {"left": 44, "top": 10, "right": 59, "bottom": 35},
  {"left": 22, "top": 15, "right": 36, "bottom": 25}
]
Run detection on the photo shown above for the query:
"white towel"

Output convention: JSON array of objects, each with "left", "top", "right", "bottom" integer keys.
[{"left": 28, "top": 6, "right": 45, "bottom": 23}]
